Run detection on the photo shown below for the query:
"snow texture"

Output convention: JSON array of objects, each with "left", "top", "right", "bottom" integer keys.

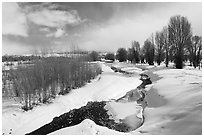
[
  {"left": 2, "top": 62, "right": 202, "bottom": 135},
  {"left": 2, "top": 63, "right": 142, "bottom": 135}
]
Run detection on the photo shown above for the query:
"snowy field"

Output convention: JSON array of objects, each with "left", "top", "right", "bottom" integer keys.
[
  {"left": 2, "top": 62, "right": 202, "bottom": 135},
  {"left": 133, "top": 66, "right": 202, "bottom": 135}
]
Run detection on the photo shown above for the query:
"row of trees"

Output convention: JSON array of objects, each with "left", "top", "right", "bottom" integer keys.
[
  {"left": 3, "top": 56, "right": 102, "bottom": 110},
  {"left": 116, "top": 15, "right": 202, "bottom": 69},
  {"left": 2, "top": 55, "right": 41, "bottom": 62}
]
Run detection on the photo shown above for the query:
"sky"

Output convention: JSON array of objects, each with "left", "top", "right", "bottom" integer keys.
[{"left": 2, "top": 2, "right": 202, "bottom": 55}]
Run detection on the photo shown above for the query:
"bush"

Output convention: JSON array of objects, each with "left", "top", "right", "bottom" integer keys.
[
  {"left": 116, "top": 48, "right": 127, "bottom": 62},
  {"left": 89, "top": 51, "right": 100, "bottom": 61},
  {"left": 105, "top": 53, "right": 115, "bottom": 61},
  {"left": 5, "top": 56, "right": 102, "bottom": 110}
]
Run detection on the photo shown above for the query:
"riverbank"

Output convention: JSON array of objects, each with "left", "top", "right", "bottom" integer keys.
[
  {"left": 111, "top": 62, "right": 202, "bottom": 135},
  {"left": 133, "top": 67, "right": 202, "bottom": 135},
  {"left": 140, "top": 70, "right": 167, "bottom": 108},
  {"left": 26, "top": 66, "right": 152, "bottom": 135},
  {"left": 2, "top": 63, "right": 142, "bottom": 135},
  {"left": 2, "top": 62, "right": 201, "bottom": 135},
  {"left": 111, "top": 62, "right": 167, "bottom": 108}
]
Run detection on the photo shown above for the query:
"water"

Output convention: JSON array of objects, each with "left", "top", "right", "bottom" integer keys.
[
  {"left": 26, "top": 71, "right": 166, "bottom": 134},
  {"left": 145, "top": 87, "right": 167, "bottom": 108}
]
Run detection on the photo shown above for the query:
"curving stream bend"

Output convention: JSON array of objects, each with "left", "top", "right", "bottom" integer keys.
[{"left": 26, "top": 71, "right": 152, "bottom": 135}]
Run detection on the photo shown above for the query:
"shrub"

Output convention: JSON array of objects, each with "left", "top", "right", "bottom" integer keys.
[
  {"left": 105, "top": 53, "right": 115, "bottom": 61},
  {"left": 5, "top": 56, "right": 102, "bottom": 110},
  {"left": 116, "top": 48, "right": 127, "bottom": 62},
  {"left": 89, "top": 51, "right": 100, "bottom": 61}
]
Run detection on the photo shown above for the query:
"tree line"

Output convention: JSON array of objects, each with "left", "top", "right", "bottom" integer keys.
[{"left": 116, "top": 15, "right": 202, "bottom": 69}]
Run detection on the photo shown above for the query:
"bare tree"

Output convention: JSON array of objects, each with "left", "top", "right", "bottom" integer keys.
[
  {"left": 150, "top": 33, "right": 155, "bottom": 63},
  {"left": 140, "top": 48, "right": 145, "bottom": 64},
  {"left": 127, "top": 48, "right": 134, "bottom": 63},
  {"left": 155, "top": 31, "right": 165, "bottom": 65},
  {"left": 131, "top": 41, "right": 140, "bottom": 63},
  {"left": 143, "top": 39, "right": 155, "bottom": 65},
  {"left": 161, "top": 26, "right": 171, "bottom": 67},
  {"left": 168, "top": 15, "right": 192, "bottom": 69},
  {"left": 186, "top": 36, "right": 202, "bottom": 68}
]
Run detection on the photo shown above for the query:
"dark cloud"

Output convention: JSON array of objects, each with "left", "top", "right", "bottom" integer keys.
[
  {"left": 48, "top": 3, "right": 115, "bottom": 23},
  {"left": 3, "top": 21, "right": 54, "bottom": 48},
  {"left": 16, "top": 2, "right": 177, "bottom": 34},
  {"left": 3, "top": 2, "right": 202, "bottom": 55},
  {"left": 19, "top": 2, "right": 115, "bottom": 25}
]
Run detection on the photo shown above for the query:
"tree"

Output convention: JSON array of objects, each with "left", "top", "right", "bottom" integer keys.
[
  {"left": 143, "top": 39, "right": 155, "bottom": 65},
  {"left": 89, "top": 51, "right": 99, "bottom": 61},
  {"left": 131, "top": 41, "right": 140, "bottom": 63},
  {"left": 155, "top": 31, "right": 165, "bottom": 65},
  {"left": 127, "top": 48, "right": 134, "bottom": 62},
  {"left": 105, "top": 53, "right": 115, "bottom": 61},
  {"left": 168, "top": 15, "right": 192, "bottom": 69},
  {"left": 155, "top": 32, "right": 163, "bottom": 65},
  {"left": 140, "top": 48, "right": 145, "bottom": 64},
  {"left": 116, "top": 48, "right": 127, "bottom": 62},
  {"left": 150, "top": 33, "right": 155, "bottom": 62},
  {"left": 161, "top": 26, "right": 171, "bottom": 67},
  {"left": 186, "top": 36, "right": 202, "bottom": 68}
]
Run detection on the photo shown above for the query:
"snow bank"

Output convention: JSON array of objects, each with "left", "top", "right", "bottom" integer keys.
[
  {"left": 49, "top": 66, "right": 201, "bottom": 135},
  {"left": 133, "top": 68, "right": 202, "bottom": 135},
  {"left": 105, "top": 102, "right": 143, "bottom": 120},
  {"left": 121, "top": 67, "right": 143, "bottom": 74},
  {"left": 50, "top": 119, "right": 128, "bottom": 135},
  {"left": 110, "top": 62, "right": 145, "bottom": 75}
]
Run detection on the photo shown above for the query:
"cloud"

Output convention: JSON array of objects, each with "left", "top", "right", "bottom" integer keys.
[
  {"left": 45, "top": 28, "right": 66, "bottom": 38},
  {"left": 2, "top": 2, "right": 28, "bottom": 36},
  {"left": 2, "top": 2, "right": 201, "bottom": 55},
  {"left": 73, "top": 33, "right": 81, "bottom": 37},
  {"left": 80, "top": 16, "right": 168, "bottom": 52},
  {"left": 39, "top": 27, "right": 50, "bottom": 32},
  {"left": 27, "top": 8, "right": 82, "bottom": 27},
  {"left": 54, "top": 28, "right": 66, "bottom": 37},
  {"left": 2, "top": 39, "right": 32, "bottom": 55},
  {"left": 79, "top": 2, "right": 202, "bottom": 52}
]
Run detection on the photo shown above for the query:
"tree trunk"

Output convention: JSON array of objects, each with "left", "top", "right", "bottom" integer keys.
[{"left": 165, "top": 52, "right": 169, "bottom": 67}]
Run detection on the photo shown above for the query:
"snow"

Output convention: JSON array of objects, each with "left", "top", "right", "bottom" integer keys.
[
  {"left": 50, "top": 119, "right": 128, "bottom": 135},
  {"left": 109, "top": 62, "right": 145, "bottom": 75},
  {"left": 2, "top": 62, "right": 202, "bottom": 135},
  {"left": 104, "top": 102, "right": 142, "bottom": 120},
  {"left": 121, "top": 67, "right": 143, "bottom": 74},
  {"left": 2, "top": 62, "right": 142, "bottom": 135},
  {"left": 133, "top": 68, "right": 202, "bottom": 135}
]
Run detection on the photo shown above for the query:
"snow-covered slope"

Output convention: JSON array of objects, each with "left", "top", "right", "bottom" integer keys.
[
  {"left": 50, "top": 119, "right": 128, "bottom": 135},
  {"left": 2, "top": 63, "right": 201, "bottom": 135},
  {"left": 2, "top": 63, "right": 142, "bottom": 135},
  {"left": 133, "top": 68, "right": 202, "bottom": 135}
]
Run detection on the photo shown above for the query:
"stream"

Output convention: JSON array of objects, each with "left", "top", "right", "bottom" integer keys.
[{"left": 26, "top": 68, "right": 163, "bottom": 135}]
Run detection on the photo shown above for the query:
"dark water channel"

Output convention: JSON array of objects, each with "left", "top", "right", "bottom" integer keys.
[
  {"left": 26, "top": 70, "right": 165, "bottom": 135},
  {"left": 145, "top": 87, "right": 167, "bottom": 108}
]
